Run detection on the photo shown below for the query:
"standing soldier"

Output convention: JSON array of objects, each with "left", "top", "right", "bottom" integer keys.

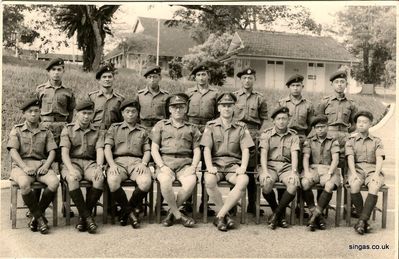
[
  {"left": 202, "top": 93, "right": 254, "bottom": 232},
  {"left": 150, "top": 93, "right": 202, "bottom": 228},
  {"left": 345, "top": 111, "right": 385, "bottom": 235},
  {"left": 316, "top": 70, "right": 358, "bottom": 216},
  {"left": 302, "top": 115, "right": 341, "bottom": 231},
  {"left": 104, "top": 99, "right": 152, "bottom": 228},
  {"left": 87, "top": 64, "right": 125, "bottom": 130},
  {"left": 185, "top": 63, "right": 220, "bottom": 216},
  {"left": 7, "top": 98, "right": 59, "bottom": 234},
  {"left": 36, "top": 57, "right": 75, "bottom": 217},
  {"left": 233, "top": 68, "right": 268, "bottom": 216},
  {"left": 258, "top": 107, "right": 300, "bottom": 230},
  {"left": 60, "top": 100, "right": 105, "bottom": 234}
]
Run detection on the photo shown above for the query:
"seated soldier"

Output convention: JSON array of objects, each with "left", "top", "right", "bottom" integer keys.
[
  {"left": 150, "top": 93, "right": 201, "bottom": 228},
  {"left": 7, "top": 98, "right": 59, "bottom": 234},
  {"left": 345, "top": 111, "right": 385, "bottom": 235},
  {"left": 302, "top": 115, "right": 341, "bottom": 231},
  {"left": 259, "top": 107, "right": 300, "bottom": 230},
  {"left": 104, "top": 99, "right": 152, "bottom": 228},
  {"left": 60, "top": 100, "right": 105, "bottom": 234},
  {"left": 201, "top": 93, "right": 254, "bottom": 232}
]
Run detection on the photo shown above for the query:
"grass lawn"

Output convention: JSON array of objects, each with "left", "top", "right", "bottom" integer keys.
[{"left": 1, "top": 56, "right": 388, "bottom": 179}]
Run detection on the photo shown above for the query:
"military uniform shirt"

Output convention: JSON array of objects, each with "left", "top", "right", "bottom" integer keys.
[
  {"left": 87, "top": 90, "right": 125, "bottom": 129},
  {"left": 136, "top": 87, "right": 169, "bottom": 121},
  {"left": 150, "top": 119, "right": 202, "bottom": 156},
  {"left": 105, "top": 122, "right": 150, "bottom": 157},
  {"left": 259, "top": 127, "right": 300, "bottom": 162},
  {"left": 201, "top": 118, "right": 254, "bottom": 165},
  {"left": 7, "top": 122, "right": 57, "bottom": 160},
  {"left": 186, "top": 86, "right": 219, "bottom": 121},
  {"left": 233, "top": 90, "right": 268, "bottom": 128},
  {"left": 345, "top": 133, "right": 385, "bottom": 164},
  {"left": 278, "top": 96, "right": 314, "bottom": 133},
  {"left": 303, "top": 134, "right": 340, "bottom": 165},
  {"left": 60, "top": 123, "right": 105, "bottom": 160},
  {"left": 36, "top": 81, "right": 76, "bottom": 117},
  {"left": 316, "top": 95, "right": 357, "bottom": 128}
]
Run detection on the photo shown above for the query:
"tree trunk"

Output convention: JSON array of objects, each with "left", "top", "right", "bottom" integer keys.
[{"left": 363, "top": 43, "right": 370, "bottom": 83}]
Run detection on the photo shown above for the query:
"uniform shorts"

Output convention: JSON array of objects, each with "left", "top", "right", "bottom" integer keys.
[
  {"left": 61, "top": 158, "right": 102, "bottom": 182},
  {"left": 259, "top": 161, "right": 299, "bottom": 186},
  {"left": 348, "top": 162, "right": 384, "bottom": 187},
  {"left": 10, "top": 159, "right": 58, "bottom": 182},
  {"left": 211, "top": 162, "right": 240, "bottom": 183},
  {"left": 155, "top": 156, "right": 195, "bottom": 182},
  {"left": 302, "top": 164, "right": 342, "bottom": 187},
  {"left": 109, "top": 156, "right": 150, "bottom": 181}
]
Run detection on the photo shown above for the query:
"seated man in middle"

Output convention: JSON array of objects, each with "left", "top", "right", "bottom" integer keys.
[
  {"left": 150, "top": 93, "right": 202, "bottom": 228},
  {"left": 201, "top": 93, "right": 254, "bottom": 232},
  {"left": 104, "top": 99, "right": 152, "bottom": 229}
]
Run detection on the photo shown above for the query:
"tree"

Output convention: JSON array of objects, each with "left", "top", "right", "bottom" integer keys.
[
  {"left": 54, "top": 5, "right": 119, "bottom": 71},
  {"left": 336, "top": 6, "right": 396, "bottom": 85}
]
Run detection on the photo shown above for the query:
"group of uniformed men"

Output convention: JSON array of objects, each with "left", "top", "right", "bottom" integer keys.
[{"left": 8, "top": 57, "right": 385, "bottom": 236}]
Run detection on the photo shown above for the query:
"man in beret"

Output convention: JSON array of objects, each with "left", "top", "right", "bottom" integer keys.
[
  {"left": 302, "top": 115, "right": 341, "bottom": 231},
  {"left": 60, "top": 100, "right": 105, "bottom": 234},
  {"left": 258, "top": 106, "right": 300, "bottom": 229},
  {"left": 7, "top": 98, "right": 59, "bottom": 234},
  {"left": 315, "top": 70, "right": 358, "bottom": 216},
  {"left": 201, "top": 93, "right": 254, "bottom": 231},
  {"left": 150, "top": 93, "right": 201, "bottom": 228},
  {"left": 104, "top": 99, "right": 152, "bottom": 228},
  {"left": 345, "top": 110, "right": 385, "bottom": 235},
  {"left": 87, "top": 64, "right": 125, "bottom": 130},
  {"left": 185, "top": 63, "right": 220, "bottom": 216},
  {"left": 233, "top": 67, "right": 268, "bottom": 216}
]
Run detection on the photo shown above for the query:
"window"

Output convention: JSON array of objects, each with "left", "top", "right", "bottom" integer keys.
[
  {"left": 308, "top": 63, "right": 314, "bottom": 67},
  {"left": 308, "top": 75, "right": 316, "bottom": 80},
  {"left": 276, "top": 61, "right": 284, "bottom": 65},
  {"left": 267, "top": 61, "right": 275, "bottom": 64},
  {"left": 317, "top": 63, "right": 324, "bottom": 67}
]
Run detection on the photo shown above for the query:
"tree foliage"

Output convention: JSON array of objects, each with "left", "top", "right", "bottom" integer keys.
[{"left": 337, "top": 6, "right": 396, "bottom": 85}]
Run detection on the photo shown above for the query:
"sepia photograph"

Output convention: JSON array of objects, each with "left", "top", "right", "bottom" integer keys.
[{"left": 1, "top": 1, "right": 397, "bottom": 258}]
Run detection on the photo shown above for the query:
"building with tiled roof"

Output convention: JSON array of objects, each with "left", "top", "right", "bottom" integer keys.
[
  {"left": 104, "top": 17, "right": 197, "bottom": 74},
  {"left": 220, "top": 30, "right": 358, "bottom": 92}
]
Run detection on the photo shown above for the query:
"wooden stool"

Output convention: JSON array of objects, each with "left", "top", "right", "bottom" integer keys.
[
  {"left": 345, "top": 184, "right": 389, "bottom": 228},
  {"left": 109, "top": 179, "right": 154, "bottom": 224},
  {"left": 10, "top": 180, "right": 58, "bottom": 229},
  {"left": 155, "top": 179, "right": 197, "bottom": 224}
]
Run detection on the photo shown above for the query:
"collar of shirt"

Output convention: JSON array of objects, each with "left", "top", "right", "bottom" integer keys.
[
  {"left": 72, "top": 123, "right": 97, "bottom": 132},
  {"left": 213, "top": 117, "right": 240, "bottom": 130},
  {"left": 96, "top": 89, "right": 117, "bottom": 98},
  {"left": 311, "top": 134, "right": 333, "bottom": 143},
  {"left": 354, "top": 133, "right": 374, "bottom": 141},
  {"left": 194, "top": 85, "right": 214, "bottom": 95},
  {"left": 120, "top": 121, "right": 140, "bottom": 132},
  {"left": 21, "top": 122, "right": 46, "bottom": 134},
  {"left": 164, "top": 118, "right": 188, "bottom": 129},
  {"left": 331, "top": 95, "right": 347, "bottom": 101},
  {"left": 270, "top": 127, "right": 292, "bottom": 137},
  {"left": 236, "top": 89, "right": 254, "bottom": 97},
  {"left": 142, "top": 86, "right": 165, "bottom": 96},
  {"left": 44, "top": 80, "right": 64, "bottom": 89}
]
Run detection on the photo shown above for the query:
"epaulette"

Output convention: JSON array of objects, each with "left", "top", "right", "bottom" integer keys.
[
  {"left": 209, "top": 86, "right": 219, "bottom": 91},
  {"left": 253, "top": 91, "right": 264, "bottom": 97},
  {"left": 160, "top": 89, "right": 169, "bottom": 94},
  {"left": 14, "top": 123, "right": 24, "bottom": 128},
  {"left": 137, "top": 89, "right": 146, "bottom": 94},
  {"left": 114, "top": 92, "right": 125, "bottom": 99},
  {"left": 349, "top": 132, "right": 358, "bottom": 138},
  {"left": 66, "top": 123, "right": 75, "bottom": 127},
  {"left": 35, "top": 83, "right": 47, "bottom": 91},
  {"left": 88, "top": 90, "right": 100, "bottom": 96},
  {"left": 263, "top": 127, "right": 273, "bottom": 133},
  {"left": 323, "top": 96, "right": 331, "bottom": 100},
  {"left": 186, "top": 87, "right": 196, "bottom": 94},
  {"left": 110, "top": 122, "right": 123, "bottom": 127},
  {"left": 234, "top": 121, "right": 246, "bottom": 127},
  {"left": 206, "top": 119, "right": 217, "bottom": 126},
  {"left": 288, "top": 128, "right": 298, "bottom": 134}
]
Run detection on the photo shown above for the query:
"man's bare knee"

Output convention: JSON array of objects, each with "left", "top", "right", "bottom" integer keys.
[
  {"left": 235, "top": 174, "right": 249, "bottom": 190},
  {"left": 262, "top": 179, "right": 274, "bottom": 194},
  {"left": 324, "top": 181, "right": 335, "bottom": 193},
  {"left": 136, "top": 175, "right": 152, "bottom": 192},
  {"left": 301, "top": 178, "right": 312, "bottom": 190},
  {"left": 205, "top": 174, "right": 218, "bottom": 189},
  {"left": 107, "top": 177, "right": 121, "bottom": 192}
]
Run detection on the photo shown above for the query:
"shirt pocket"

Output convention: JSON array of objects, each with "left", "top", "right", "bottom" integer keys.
[
  {"left": 181, "top": 133, "right": 193, "bottom": 150},
  {"left": 162, "top": 131, "right": 174, "bottom": 146},
  {"left": 154, "top": 100, "right": 166, "bottom": 117},
  {"left": 228, "top": 137, "right": 240, "bottom": 155},
  {"left": 213, "top": 134, "right": 224, "bottom": 151},
  {"left": 71, "top": 134, "right": 82, "bottom": 147},
  {"left": 249, "top": 104, "right": 258, "bottom": 118},
  {"left": 34, "top": 135, "right": 46, "bottom": 154},
  {"left": 342, "top": 109, "right": 351, "bottom": 123}
]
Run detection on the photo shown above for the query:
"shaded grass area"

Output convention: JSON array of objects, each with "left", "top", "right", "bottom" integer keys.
[{"left": 1, "top": 56, "right": 387, "bottom": 178}]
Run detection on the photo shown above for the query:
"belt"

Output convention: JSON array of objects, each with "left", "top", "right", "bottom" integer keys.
[
  {"left": 163, "top": 154, "right": 192, "bottom": 158},
  {"left": 114, "top": 155, "right": 142, "bottom": 159},
  {"left": 328, "top": 125, "right": 348, "bottom": 132},
  {"left": 188, "top": 117, "right": 210, "bottom": 126},
  {"left": 41, "top": 114, "right": 68, "bottom": 122}
]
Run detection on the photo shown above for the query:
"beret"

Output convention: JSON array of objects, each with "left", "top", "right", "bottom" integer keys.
[
  {"left": 217, "top": 92, "right": 237, "bottom": 104},
  {"left": 329, "top": 70, "right": 347, "bottom": 82},
  {"left": 143, "top": 66, "right": 161, "bottom": 77},
  {"left": 237, "top": 67, "right": 256, "bottom": 78},
  {"left": 167, "top": 93, "right": 189, "bottom": 106},
  {"left": 120, "top": 98, "right": 140, "bottom": 112},
  {"left": 21, "top": 98, "right": 41, "bottom": 112},
  {"left": 271, "top": 106, "right": 290, "bottom": 119},
  {"left": 310, "top": 115, "right": 329, "bottom": 127},
  {"left": 354, "top": 110, "right": 373, "bottom": 123},
  {"left": 75, "top": 100, "right": 94, "bottom": 112},
  {"left": 191, "top": 63, "right": 209, "bottom": 76},
  {"left": 96, "top": 65, "right": 114, "bottom": 80},
  {"left": 286, "top": 74, "right": 304, "bottom": 86},
  {"left": 46, "top": 58, "right": 64, "bottom": 71}
]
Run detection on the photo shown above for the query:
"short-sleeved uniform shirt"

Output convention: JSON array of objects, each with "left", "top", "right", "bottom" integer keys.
[
  {"left": 105, "top": 122, "right": 150, "bottom": 157},
  {"left": 316, "top": 95, "right": 357, "bottom": 129},
  {"left": 278, "top": 96, "right": 313, "bottom": 136},
  {"left": 136, "top": 87, "right": 169, "bottom": 123},
  {"left": 259, "top": 127, "right": 300, "bottom": 163},
  {"left": 303, "top": 134, "right": 340, "bottom": 165},
  {"left": 186, "top": 86, "right": 219, "bottom": 127},
  {"left": 60, "top": 123, "right": 105, "bottom": 160},
  {"left": 7, "top": 122, "right": 57, "bottom": 160},
  {"left": 87, "top": 90, "right": 125, "bottom": 130},
  {"left": 233, "top": 90, "right": 268, "bottom": 132},
  {"left": 201, "top": 118, "right": 254, "bottom": 167},
  {"left": 36, "top": 81, "right": 76, "bottom": 117}
]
